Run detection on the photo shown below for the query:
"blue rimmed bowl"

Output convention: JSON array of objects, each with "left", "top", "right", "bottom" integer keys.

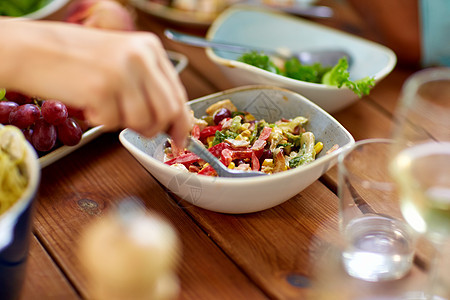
[{"left": 0, "top": 136, "right": 40, "bottom": 300}]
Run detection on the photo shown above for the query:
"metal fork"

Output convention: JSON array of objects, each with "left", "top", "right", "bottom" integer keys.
[
  {"left": 186, "top": 137, "right": 267, "bottom": 178},
  {"left": 165, "top": 29, "right": 351, "bottom": 67}
]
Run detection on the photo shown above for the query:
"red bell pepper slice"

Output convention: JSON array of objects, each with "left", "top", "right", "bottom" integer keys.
[
  {"left": 198, "top": 165, "right": 217, "bottom": 176},
  {"left": 251, "top": 126, "right": 272, "bottom": 151},
  {"left": 230, "top": 150, "right": 253, "bottom": 160},
  {"left": 191, "top": 125, "right": 201, "bottom": 140},
  {"left": 220, "top": 148, "right": 233, "bottom": 166},
  {"left": 208, "top": 142, "right": 231, "bottom": 157},
  {"left": 221, "top": 148, "right": 259, "bottom": 170},
  {"left": 251, "top": 151, "right": 260, "bottom": 171},
  {"left": 199, "top": 125, "right": 222, "bottom": 139},
  {"left": 220, "top": 148, "right": 253, "bottom": 167},
  {"left": 166, "top": 142, "right": 233, "bottom": 168},
  {"left": 165, "top": 152, "right": 199, "bottom": 166}
]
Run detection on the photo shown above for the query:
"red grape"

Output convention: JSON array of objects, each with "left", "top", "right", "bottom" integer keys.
[
  {"left": 57, "top": 117, "right": 82, "bottom": 146},
  {"left": 32, "top": 118, "right": 57, "bottom": 152},
  {"left": 213, "top": 108, "right": 232, "bottom": 125},
  {"left": 42, "top": 100, "right": 68, "bottom": 125},
  {"left": 5, "top": 91, "right": 32, "bottom": 104},
  {"left": 2, "top": 88, "right": 88, "bottom": 153},
  {"left": 0, "top": 101, "right": 19, "bottom": 124},
  {"left": 74, "top": 118, "right": 90, "bottom": 132},
  {"left": 22, "top": 128, "right": 34, "bottom": 144},
  {"left": 9, "top": 104, "right": 41, "bottom": 129}
]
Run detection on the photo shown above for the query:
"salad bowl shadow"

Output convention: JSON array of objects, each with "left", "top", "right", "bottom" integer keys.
[
  {"left": 119, "top": 85, "right": 354, "bottom": 214},
  {"left": 205, "top": 6, "right": 397, "bottom": 113}
]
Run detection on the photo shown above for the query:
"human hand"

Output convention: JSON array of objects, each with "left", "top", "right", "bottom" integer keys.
[{"left": 0, "top": 20, "right": 191, "bottom": 146}]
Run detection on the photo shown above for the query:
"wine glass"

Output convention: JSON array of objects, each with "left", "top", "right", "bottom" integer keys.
[{"left": 389, "top": 67, "right": 450, "bottom": 299}]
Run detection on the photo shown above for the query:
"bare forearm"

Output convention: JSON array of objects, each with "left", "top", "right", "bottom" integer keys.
[
  {"left": 0, "top": 18, "right": 96, "bottom": 102},
  {"left": 0, "top": 17, "right": 191, "bottom": 144}
]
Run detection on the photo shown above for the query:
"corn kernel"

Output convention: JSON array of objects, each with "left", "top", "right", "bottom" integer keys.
[
  {"left": 314, "top": 142, "right": 324, "bottom": 154},
  {"left": 245, "top": 114, "right": 256, "bottom": 122},
  {"left": 228, "top": 162, "right": 236, "bottom": 169},
  {"left": 241, "top": 129, "right": 251, "bottom": 138},
  {"left": 240, "top": 123, "right": 250, "bottom": 131},
  {"left": 262, "top": 159, "right": 274, "bottom": 167},
  {"left": 207, "top": 136, "right": 215, "bottom": 148}
]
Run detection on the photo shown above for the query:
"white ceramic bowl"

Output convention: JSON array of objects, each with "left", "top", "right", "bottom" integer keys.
[
  {"left": 120, "top": 85, "right": 354, "bottom": 214},
  {"left": 205, "top": 6, "right": 397, "bottom": 113}
]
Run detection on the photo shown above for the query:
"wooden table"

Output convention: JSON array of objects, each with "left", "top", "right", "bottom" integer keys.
[{"left": 19, "top": 1, "right": 431, "bottom": 299}]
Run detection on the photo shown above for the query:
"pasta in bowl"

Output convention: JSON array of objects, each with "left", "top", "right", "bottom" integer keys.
[{"left": 0, "top": 125, "right": 40, "bottom": 299}]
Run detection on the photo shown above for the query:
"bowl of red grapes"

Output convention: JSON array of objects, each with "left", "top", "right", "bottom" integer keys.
[{"left": 0, "top": 88, "right": 94, "bottom": 157}]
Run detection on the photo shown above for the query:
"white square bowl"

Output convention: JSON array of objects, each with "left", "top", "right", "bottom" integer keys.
[
  {"left": 205, "top": 6, "right": 397, "bottom": 113},
  {"left": 119, "top": 85, "right": 354, "bottom": 214}
]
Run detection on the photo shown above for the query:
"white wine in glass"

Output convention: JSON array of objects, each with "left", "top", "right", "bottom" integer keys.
[{"left": 390, "top": 67, "right": 450, "bottom": 299}]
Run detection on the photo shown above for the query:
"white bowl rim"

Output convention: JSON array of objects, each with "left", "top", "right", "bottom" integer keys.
[
  {"left": 205, "top": 5, "right": 397, "bottom": 89},
  {"left": 119, "top": 85, "right": 355, "bottom": 186},
  {"left": 21, "top": 0, "right": 70, "bottom": 19}
]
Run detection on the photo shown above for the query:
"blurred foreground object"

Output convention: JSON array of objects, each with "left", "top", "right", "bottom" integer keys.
[
  {"left": 65, "top": 0, "right": 135, "bottom": 30},
  {"left": 78, "top": 199, "right": 181, "bottom": 300}
]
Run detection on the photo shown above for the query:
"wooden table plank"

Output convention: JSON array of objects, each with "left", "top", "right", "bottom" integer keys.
[
  {"left": 179, "top": 67, "right": 219, "bottom": 100},
  {"left": 20, "top": 235, "right": 79, "bottom": 300},
  {"left": 33, "top": 133, "right": 267, "bottom": 299},
  {"left": 176, "top": 180, "right": 341, "bottom": 300},
  {"left": 368, "top": 67, "right": 418, "bottom": 114}
]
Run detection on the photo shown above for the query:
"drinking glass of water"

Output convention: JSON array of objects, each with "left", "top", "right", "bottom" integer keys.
[
  {"left": 337, "top": 138, "right": 417, "bottom": 282},
  {"left": 390, "top": 67, "right": 450, "bottom": 299}
]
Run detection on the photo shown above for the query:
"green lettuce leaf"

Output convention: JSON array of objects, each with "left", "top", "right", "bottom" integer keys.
[
  {"left": 237, "top": 51, "right": 281, "bottom": 74},
  {"left": 321, "top": 57, "right": 375, "bottom": 97},
  {"left": 0, "top": 0, "right": 50, "bottom": 17}
]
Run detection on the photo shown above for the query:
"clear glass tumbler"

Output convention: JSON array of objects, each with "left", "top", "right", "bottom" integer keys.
[{"left": 338, "top": 138, "right": 417, "bottom": 282}]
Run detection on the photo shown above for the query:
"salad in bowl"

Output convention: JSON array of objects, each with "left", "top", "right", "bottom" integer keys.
[
  {"left": 164, "top": 99, "right": 338, "bottom": 176},
  {"left": 120, "top": 86, "right": 354, "bottom": 214}
]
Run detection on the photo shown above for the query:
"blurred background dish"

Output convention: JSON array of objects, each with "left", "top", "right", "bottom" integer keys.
[
  {"left": 119, "top": 85, "right": 354, "bottom": 214},
  {"left": 0, "top": 0, "right": 71, "bottom": 19},
  {"left": 129, "top": 0, "right": 327, "bottom": 27},
  {"left": 167, "top": 50, "right": 188, "bottom": 73},
  {"left": 129, "top": 0, "right": 237, "bottom": 26},
  {"left": 205, "top": 6, "right": 397, "bottom": 113}
]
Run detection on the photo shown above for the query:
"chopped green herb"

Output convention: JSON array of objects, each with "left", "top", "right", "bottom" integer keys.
[
  {"left": 237, "top": 52, "right": 375, "bottom": 97},
  {"left": 237, "top": 51, "right": 281, "bottom": 74},
  {"left": 212, "top": 130, "right": 239, "bottom": 146},
  {"left": 231, "top": 111, "right": 246, "bottom": 118},
  {"left": 285, "top": 58, "right": 330, "bottom": 83}
]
